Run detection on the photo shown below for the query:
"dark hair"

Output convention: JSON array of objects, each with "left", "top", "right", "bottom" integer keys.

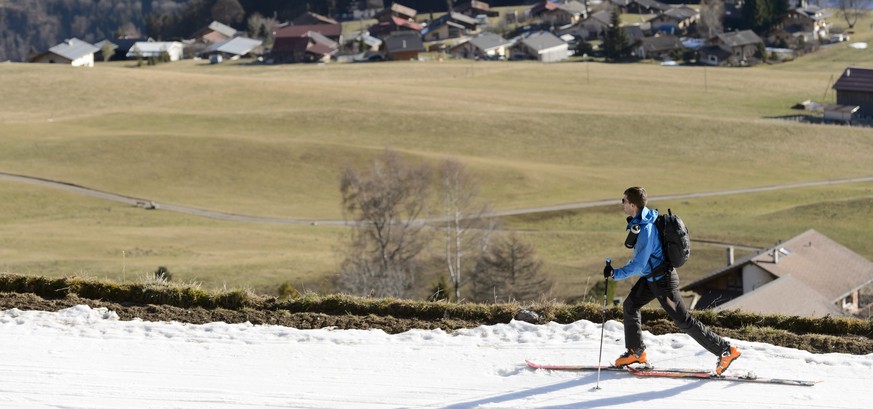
[{"left": 623, "top": 186, "right": 647, "bottom": 209}]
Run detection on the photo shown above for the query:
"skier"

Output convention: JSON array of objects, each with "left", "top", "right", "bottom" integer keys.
[{"left": 603, "top": 186, "right": 741, "bottom": 375}]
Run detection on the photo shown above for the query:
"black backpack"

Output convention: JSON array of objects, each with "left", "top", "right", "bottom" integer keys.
[{"left": 653, "top": 209, "right": 690, "bottom": 269}]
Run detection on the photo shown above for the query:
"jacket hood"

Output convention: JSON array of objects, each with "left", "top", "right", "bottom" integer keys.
[{"left": 630, "top": 207, "right": 658, "bottom": 227}]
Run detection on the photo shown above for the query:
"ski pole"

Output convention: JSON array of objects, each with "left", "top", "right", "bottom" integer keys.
[{"left": 595, "top": 258, "right": 611, "bottom": 390}]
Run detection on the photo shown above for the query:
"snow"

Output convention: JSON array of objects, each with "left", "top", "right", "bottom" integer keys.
[{"left": 1, "top": 305, "right": 871, "bottom": 408}]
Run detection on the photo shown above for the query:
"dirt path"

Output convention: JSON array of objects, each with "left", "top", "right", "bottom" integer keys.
[{"left": 3, "top": 171, "right": 873, "bottom": 226}]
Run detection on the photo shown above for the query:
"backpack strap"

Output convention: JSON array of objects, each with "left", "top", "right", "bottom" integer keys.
[{"left": 647, "top": 213, "right": 671, "bottom": 278}]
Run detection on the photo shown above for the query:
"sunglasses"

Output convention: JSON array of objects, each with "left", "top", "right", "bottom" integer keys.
[{"left": 621, "top": 198, "right": 628, "bottom": 204}]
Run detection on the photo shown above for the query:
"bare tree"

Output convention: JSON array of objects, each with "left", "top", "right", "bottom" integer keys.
[
  {"left": 699, "top": 0, "right": 724, "bottom": 39},
  {"left": 470, "top": 233, "right": 552, "bottom": 303},
  {"left": 438, "top": 159, "right": 494, "bottom": 303},
  {"left": 837, "top": 0, "right": 872, "bottom": 29},
  {"left": 247, "top": 12, "right": 280, "bottom": 48},
  {"left": 337, "top": 150, "right": 433, "bottom": 298}
]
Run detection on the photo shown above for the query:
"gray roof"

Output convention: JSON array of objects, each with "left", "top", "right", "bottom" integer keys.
[
  {"left": 48, "top": 38, "right": 99, "bottom": 60},
  {"left": 556, "top": 0, "right": 588, "bottom": 15},
  {"left": 468, "top": 32, "right": 511, "bottom": 51},
  {"left": 639, "top": 35, "right": 684, "bottom": 53},
  {"left": 202, "top": 37, "right": 263, "bottom": 56},
  {"left": 207, "top": 21, "right": 237, "bottom": 38},
  {"left": 715, "top": 275, "right": 844, "bottom": 317},
  {"left": 832, "top": 67, "right": 873, "bottom": 93},
  {"left": 664, "top": 6, "right": 699, "bottom": 20},
  {"left": 521, "top": 31, "right": 567, "bottom": 52},
  {"left": 797, "top": 5, "right": 832, "bottom": 20},
  {"left": 717, "top": 30, "right": 763, "bottom": 47}
]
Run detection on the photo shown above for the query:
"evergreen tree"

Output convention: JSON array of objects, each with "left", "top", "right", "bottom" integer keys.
[
  {"left": 470, "top": 233, "right": 552, "bottom": 303},
  {"left": 603, "top": 7, "right": 628, "bottom": 62}
]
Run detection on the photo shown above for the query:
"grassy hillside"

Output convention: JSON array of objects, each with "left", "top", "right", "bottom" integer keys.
[{"left": 2, "top": 24, "right": 873, "bottom": 298}]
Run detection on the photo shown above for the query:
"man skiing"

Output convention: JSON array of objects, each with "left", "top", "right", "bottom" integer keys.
[{"left": 603, "top": 186, "right": 740, "bottom": 375}]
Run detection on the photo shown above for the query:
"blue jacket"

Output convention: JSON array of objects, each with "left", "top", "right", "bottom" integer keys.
[{"left": 613, "top": 207, "right": 665, "bottom": 281}]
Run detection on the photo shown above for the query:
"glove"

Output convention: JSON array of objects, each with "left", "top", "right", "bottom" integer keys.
[{"left": 603, "top": 264, "right": 614, "bottom": 279}]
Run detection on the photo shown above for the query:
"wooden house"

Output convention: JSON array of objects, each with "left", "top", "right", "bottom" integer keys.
[
  {"left": 191, "top": 21, "right": 237, "bottom": 44},
  {"left": 700, "top": 30, "right": 762, "bottom": 66},
  {"left": 369, "top": 3, "right": 423, "bottom": 38},
  {"left": 633, "top": 34, "right": 683, "bottom": 60},
  {"left": 831, "top": 67, "right": 873, "bottom": 118},
  {"left": 529, "top": 0, "right": 589, "bottom": 27},
  {"left": 271, "top": 31, "right": 338, "bottom": 63},
  {"left": 648, "top": 5, "right": 699, "bottom": 35},
  {"left": 421, "top": 12, "right": 481, "bottom": 42},
  {"left": 383, "top": 31, "right": 424, "bottom": 61}
]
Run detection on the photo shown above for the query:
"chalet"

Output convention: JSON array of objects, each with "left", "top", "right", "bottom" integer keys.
[
  {"left": 375, "top": 2, "right": 416, "bottom": 21},
  {"left": 682, "top": 229, "right": 873, "bottom": 318},
  {"left": 126, "top": 41, "right": 184, "bottom": 61},
  {"left": 29, "top": 38, "right": 99, "bottom": 67},
  {"left": 191, "top": 21, "right": 237, "bottom": 44},
  {"left": 512, "top": 31, "right": 568, "bottom": 63},
  {"left": 198, "top": 36, "right": 263, "bottom": 61},
  {"left": 775, "top": 3, "right": 831, "bottom": 42},
  {"left": 273, "top": 21, "right": 343, "bottom": 44},
  {"left": 449, "top": 32, "right": 513, "bottom": 60},
  {"left": 453, "top": 1, "right": 499, "bottom": 18},
  {"left": 575, "top": 9, "right": 613, "bottom": 40},
  {"left": 648, "top": 6, "right": 699, "bottom": 35},
  {"left": 633, "top": 34, "right": 683, "bottom": 60},
  {"left": 529, "top": 0, "right": 589, "bottom": 27},
  {"left": 369, "top": 3, "right": 423, "bottom": 38},
  {"left": 422, "top": 12, "right": 481, "bottom": 42},
  {"left": 700, "top": 30, "right": 763, "bottom": 66},
  {"left": 831, "top": 67, "right": 873, "bottom": 118},
  {"left": 271, "top": 31, "right": 338, "bottom": 63},
  {"left": 383, "top": 31, "right": 424, "bottom": 61}
]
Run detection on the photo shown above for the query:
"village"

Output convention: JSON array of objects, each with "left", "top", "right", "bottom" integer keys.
[
  {"left": 26, "top": 0, "right": 873, "bottom": 124},
  {"left": 27, "top": 1, "right": 850, "bottom": 67}
]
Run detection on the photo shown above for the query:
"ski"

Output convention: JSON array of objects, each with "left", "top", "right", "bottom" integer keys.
[
  {"left": 525, "top": 360, "right": 700, "bottom": 374},
  {"left": 525, "top": 360, "right": 820, "bottom": 386},
  {"left": 626, "top": 367, "right": 820, "bottom": 387}
]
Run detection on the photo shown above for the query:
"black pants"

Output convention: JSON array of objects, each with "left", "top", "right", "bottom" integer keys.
[{"left": 622, "top": 269, "right": 728, "bottom": 356}]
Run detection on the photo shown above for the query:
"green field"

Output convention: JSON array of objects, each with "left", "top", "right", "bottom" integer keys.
[{"left": 2, "top": 22, "right": 873, "bottom": 299}]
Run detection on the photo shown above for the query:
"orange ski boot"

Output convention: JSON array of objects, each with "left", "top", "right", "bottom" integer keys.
[
  {"left": 615, "top": 348, "right": 647, "bottom": 367},
  {"left": 714, "top": 345, "right": 741, "bottom": 376}
]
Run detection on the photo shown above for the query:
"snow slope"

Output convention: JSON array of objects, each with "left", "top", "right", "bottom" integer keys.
[{"left": 1, "top": 305, "right": 870, "bottom": 408}]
